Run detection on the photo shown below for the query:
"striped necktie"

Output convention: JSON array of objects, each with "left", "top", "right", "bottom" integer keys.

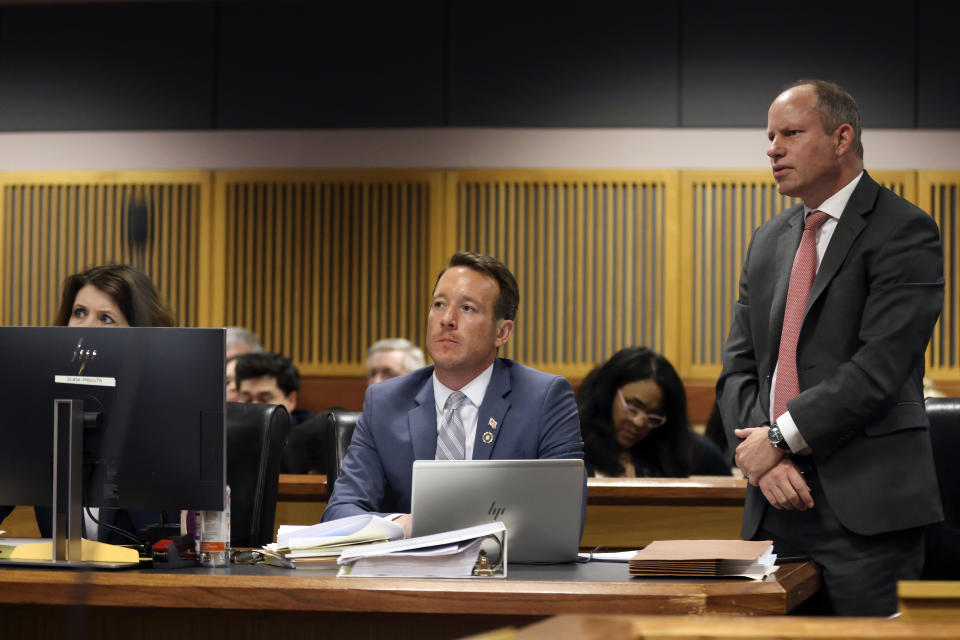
[{"left": 436, "top": 391, "right": 467, "bottom": 460}]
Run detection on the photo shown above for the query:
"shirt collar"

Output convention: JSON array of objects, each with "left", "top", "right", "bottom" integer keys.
[
  {"left": 433, "top": 362, "right": 495, "bottom": 412},
  {"left": 805, "top": 171, "right": 864, "bottom": 220}
]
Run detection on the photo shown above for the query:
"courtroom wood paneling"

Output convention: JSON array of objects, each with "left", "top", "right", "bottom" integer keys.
[
  {"left": 582, "top": 478, "right": 745, "bottom": 549},
  {"left": 918, "top": 172, "right": 960, "bottom": 381},
  {"left": 213, "top": 170, "right": 442, "bottom": 376},
  {"left": 445, "top": 170, "right": 681, "bottom": 380},
  {"left": 0, "top": 171, "right": 212, "bottom": 328},
  {"left": 581, "top": 504, "right": 743, "bottom": 550},
  {"left": 680, "top": 171, "right": 795, "bottom": 378},
  {"left": 0, "top": 168, "right": 955, "bottom": 388}
]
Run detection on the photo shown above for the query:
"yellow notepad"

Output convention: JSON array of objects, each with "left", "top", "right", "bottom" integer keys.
[{"left": 0, "top": 538, "right": 138, "bottom": 563}]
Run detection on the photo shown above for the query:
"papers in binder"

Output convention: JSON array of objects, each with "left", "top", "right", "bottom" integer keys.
[
  {"left": 628, "top": 539, "right": 778, "bottom": 580},
  {"left": 263, "top": 514, "right": 405, "bottom": 566},
  {"left": 337, "top": 521, "right": 506, "bottom": 578}
]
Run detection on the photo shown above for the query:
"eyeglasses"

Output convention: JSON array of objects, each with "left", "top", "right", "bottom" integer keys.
[{"left": 617, "top": 389, "right": 667, "bottom": 428}]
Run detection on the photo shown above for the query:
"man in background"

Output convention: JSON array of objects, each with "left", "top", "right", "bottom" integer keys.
[
  {"left": 235, "top": 352, "right": 315, "bottom": 473},
  {"left": 235, "top": 352, "right": 312, "bottom": 427},
  {"left": 225, "top": 327, "right": 263, "bottom": 401},
  {"left": 226, "top": 326, "right": 263, "bottom": 360},
  {"left": 366, "top": 338, "right": 426, "bottom": 386}
]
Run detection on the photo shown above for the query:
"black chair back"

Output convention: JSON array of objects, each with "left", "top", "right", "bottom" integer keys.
[
  {"left": 323, "top": 410, "right": 360, "bottom": 495},
  {"left": 226, "top": 402, "right": 290, "bottom": 547},
  {"left": 281, "top": 412, "right": 330, "bottom": 474},
  {"left": 923, "top": 397, "right": 960, "bottom": 579}
]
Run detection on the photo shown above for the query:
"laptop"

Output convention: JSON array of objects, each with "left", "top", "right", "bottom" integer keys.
[{"left": 410, "top": 459, "right": 585, "bottom": 563}]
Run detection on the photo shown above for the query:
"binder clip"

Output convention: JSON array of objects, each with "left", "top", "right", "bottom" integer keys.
[{"left": 473, "top": 550, "right": 494, "bottom": 576}]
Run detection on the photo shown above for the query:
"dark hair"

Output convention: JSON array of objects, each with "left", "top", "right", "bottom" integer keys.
[
  {"left": 234, "top": 352, "right": 300, "bottom": 397},
  {"left": 784, "top": 79, "right": 864, "bottom": 159},
  {"left": 576, "top": 346, "right": 694, "bottom": 477},
  {"left": 53, "top": 263, "right": 175, "bottom": 327},
  {"left": 437, "top": 251, "right": 519, "bottom": 321}
]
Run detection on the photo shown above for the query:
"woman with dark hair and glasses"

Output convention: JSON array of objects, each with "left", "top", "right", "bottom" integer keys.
[{"left": 577, "top": 347, "right": 730, "bottom": 477}]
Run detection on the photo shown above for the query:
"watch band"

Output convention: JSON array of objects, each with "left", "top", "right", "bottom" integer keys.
[{"left": 768, "top": 424, "right": 790, "bottom": 450}]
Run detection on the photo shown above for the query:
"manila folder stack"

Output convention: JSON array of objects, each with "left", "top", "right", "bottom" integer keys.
[{"left": 629, "top": 539, "right": 776, "bottom": 579}]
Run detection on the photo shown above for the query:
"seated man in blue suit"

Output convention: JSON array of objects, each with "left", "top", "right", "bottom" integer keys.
[{"left": 322, "top": 251, "right": 584, "bottom": 535}]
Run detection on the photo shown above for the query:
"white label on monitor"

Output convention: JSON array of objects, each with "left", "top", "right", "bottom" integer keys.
[{"left": 54, "top": 375, "right": 117, "bottom": 387}]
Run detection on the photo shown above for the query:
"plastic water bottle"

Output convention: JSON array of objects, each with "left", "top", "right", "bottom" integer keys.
[{"left": 197, "top": 484, "right": 231, "bottom": 567}]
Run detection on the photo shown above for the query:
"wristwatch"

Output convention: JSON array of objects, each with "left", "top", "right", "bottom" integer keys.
[{"left": 768, "top": 424, "right": 790, "bottom": 450}]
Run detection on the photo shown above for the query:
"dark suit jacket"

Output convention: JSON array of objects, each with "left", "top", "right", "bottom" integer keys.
[
  {"left": 717, "top": 172, "right": 944, "bottom": 537},
  {"left": 322, "top": 358, "right": 584, "bottom": 521}
]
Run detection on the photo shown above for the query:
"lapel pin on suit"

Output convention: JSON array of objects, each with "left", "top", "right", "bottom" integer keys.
[
  {"left": 488, "top": 417, "right": 498, "bottom": 430},
  {"left": 481, "top": 431, "right": 494, "bottom": 444}
]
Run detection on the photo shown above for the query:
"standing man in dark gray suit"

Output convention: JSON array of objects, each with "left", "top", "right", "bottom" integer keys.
[{"left": 717, "top": 80, "right": 944, "bottom": 616}]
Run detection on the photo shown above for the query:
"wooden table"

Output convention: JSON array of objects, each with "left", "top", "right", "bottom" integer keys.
[
  {"left": 500, "top": 614, "right": 960, "bottom": 639},
  {"left": 275, "top": 475, "right": 747, "bottom": 549},
  {"left": 898, "top": 580, "right": 960, "bottom": 622},
  {"left": 0, "top": 560, "right": 817, "bottom": 640},
  {"left": 3, "top": 476, "right": 747, "bottom": 548}
]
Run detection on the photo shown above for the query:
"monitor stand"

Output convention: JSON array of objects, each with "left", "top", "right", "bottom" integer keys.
[{"left": 0, "top": 399, "right": 139, "bottom": 569}]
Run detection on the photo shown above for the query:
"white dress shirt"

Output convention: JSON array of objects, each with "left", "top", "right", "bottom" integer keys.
[{"left": 432, "top": 362, "right": 495, "bottom": 460}]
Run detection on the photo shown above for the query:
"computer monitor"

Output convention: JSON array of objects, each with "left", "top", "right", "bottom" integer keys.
[{"left": 0, "top": 327, "right": 225, "bottom": 564}]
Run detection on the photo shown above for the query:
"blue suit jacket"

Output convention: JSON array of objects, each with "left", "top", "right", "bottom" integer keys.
[{"left": 322, "top": 358, "right": 584, "bottom": 521}]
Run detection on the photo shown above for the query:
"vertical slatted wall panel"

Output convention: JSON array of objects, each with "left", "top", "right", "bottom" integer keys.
[
  {"left": 919, "top": 171, "right": 960, "bottom": 381},
  {"left": 679, "top": 170, "right": 926, "bottom": 381},
  {"left": 680, "top": 171, "right": 798, "bottom": 378},
  {"left": 446, "top": 171, "right": 680, "bottom": 380},
  {"left": 215, "top": 171, "right": 442, "bottom": 376},
  {"left": 870, "top": 170, "right": 917, "bottom": 204},
  {"left": 0, "top": 172, "right": 211, "bottom": 328}
]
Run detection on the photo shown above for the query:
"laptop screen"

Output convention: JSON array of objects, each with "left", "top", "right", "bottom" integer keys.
[{"left": 410, "top": 459, "right": 585, "bottom": 563}]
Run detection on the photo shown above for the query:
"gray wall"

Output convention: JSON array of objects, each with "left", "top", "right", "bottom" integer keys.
[{"left": 0, "top": 1, "right": 956, "bottom": 131}]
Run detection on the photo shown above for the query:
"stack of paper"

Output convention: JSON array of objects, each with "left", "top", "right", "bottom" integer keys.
[
  {"left": 337, "top": 521, "right": 506, "bottom": 578},
  {"left": 628, "top": 539, "right": 778, "bottom": 579},
  {"left": 262, "top": 514, "right": 404, "bottom": 568}
]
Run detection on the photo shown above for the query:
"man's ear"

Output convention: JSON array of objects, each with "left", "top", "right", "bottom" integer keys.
[
  {"left": 287, "top": 390, "right": 298, "bottom": 412},
  {"left": 834, "top": 123, "right": 854, "bottom": 156},
  {"left": 494, "top": 319, "right": 514, "bottom": 348}
]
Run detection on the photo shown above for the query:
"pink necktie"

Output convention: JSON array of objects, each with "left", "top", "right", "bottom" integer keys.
[{"left": 773, "top": 210, "right": 831, "bottom": 420}]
